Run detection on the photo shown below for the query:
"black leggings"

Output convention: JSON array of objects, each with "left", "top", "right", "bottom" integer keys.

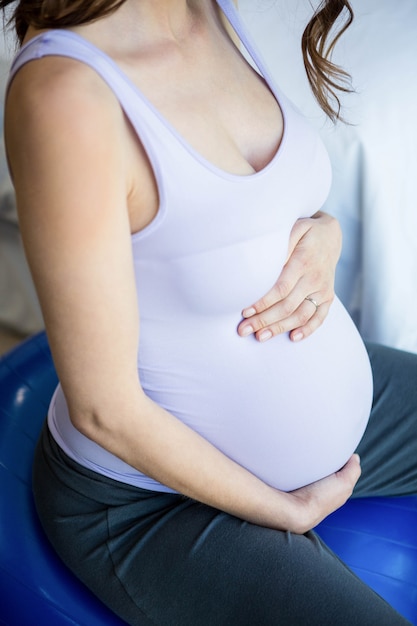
[{"left": 33, "top": 343, "right": 417, "bottom": 625}]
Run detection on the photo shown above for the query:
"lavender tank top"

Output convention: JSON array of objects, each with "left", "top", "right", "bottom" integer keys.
[{"left": 8, "top": 0, "right": 373, "bottom": 493}]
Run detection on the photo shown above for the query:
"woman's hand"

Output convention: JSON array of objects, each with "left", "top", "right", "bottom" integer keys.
[
  {"left": 237, "top": 211, "right": 342, "bottom": 342},
  {"left": 286, "top": 454, "right": 361, "bottom": 534}
]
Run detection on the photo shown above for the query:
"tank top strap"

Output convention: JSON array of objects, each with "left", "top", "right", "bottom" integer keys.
[{"left": 215, "top": 0, "right": 279, "bottom": 92}]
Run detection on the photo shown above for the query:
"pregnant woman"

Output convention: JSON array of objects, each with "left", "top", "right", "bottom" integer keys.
[{"left": 3, "top": 0, "right": 417, "bottom": 623}]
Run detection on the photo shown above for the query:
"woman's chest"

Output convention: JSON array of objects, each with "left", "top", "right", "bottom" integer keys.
[{"left": 122, "top": 27, "right": 284, "bottom": 180}]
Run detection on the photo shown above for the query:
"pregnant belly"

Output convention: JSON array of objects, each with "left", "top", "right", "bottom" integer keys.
[{"left": 139, "top": 297, "right": 373, "bottom": 492}]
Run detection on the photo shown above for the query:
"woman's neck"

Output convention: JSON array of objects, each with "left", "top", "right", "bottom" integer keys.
[{"left": 72, "top": 0, "right": 203, "bottom": 52}]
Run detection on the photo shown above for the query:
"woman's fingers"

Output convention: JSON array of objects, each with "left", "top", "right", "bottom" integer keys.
[
  {"left": 238, "top": 277, "right": 334, "bottom": 341},
  {"left": 289, "top": 298, "right": 331, "bottom": 342},
  {"left": 238, "top": 211, "right": 340, "bottom": 342},
  {"left": 239, "top": 296, "right": 331, "bottom": 342},
  {"left": 241, "top": 267, "right": 301, "bottom": 321}
]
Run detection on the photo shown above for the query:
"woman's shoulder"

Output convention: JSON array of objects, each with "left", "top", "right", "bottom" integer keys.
[
  {"left": 10, "top": 50, "right": 116, "bottom": 118},
  {"left": 5, "top": 39, "right": 129, "bottom": 193}
]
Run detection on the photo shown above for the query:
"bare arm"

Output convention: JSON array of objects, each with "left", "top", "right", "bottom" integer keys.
[{"left": 6, "top": 58, "right": 359, "bottom": 535}]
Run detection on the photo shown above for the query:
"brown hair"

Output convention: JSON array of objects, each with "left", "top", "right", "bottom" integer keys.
[
  {"left": 302, "top": 0, "right": 354, "bottom": 121},
  {"left": 0, "top": 0, "right": 125, "bottom": 42},
  {"left": 1, "top": 0, "right": 353, "bottom": 121}
]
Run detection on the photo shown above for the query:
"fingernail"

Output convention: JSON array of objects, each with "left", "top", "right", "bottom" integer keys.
[
  {"left": 259, "top": 329, "right": 272, "bottom": 342},
  {"left": 241, "top": 325, "right": 254, "bottom": 337},
  {"left": 292, "top": 332, "right": 303, "bottom": 342},
  {"left": 242, "top": 307, "right": 256, "bottom": 318}
]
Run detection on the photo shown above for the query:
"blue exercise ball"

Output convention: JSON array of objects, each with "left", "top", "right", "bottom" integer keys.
[
  {"left": 0, "top": 332, "right": 126, "bottom": 626},
  {"left": 316, "top": 496, "right": 417, "bottom": 624}
]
